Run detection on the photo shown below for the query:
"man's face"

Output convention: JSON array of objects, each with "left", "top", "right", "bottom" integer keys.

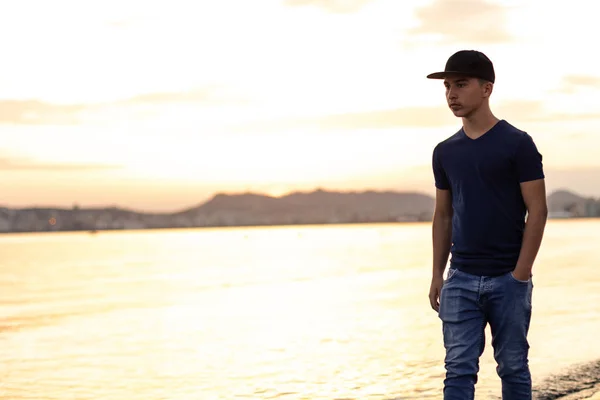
[{"left": 443, "top": 75, "right": 490, "bottom": 118}]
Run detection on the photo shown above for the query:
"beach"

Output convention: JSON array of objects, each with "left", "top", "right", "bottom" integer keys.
[
  {"left": 1, "top": 219, "right": 599, "bottom": 399},
  {"left": 567, "top": 387, "right": 600, "bottom": 399},
  {"left": 536, "top": 360, "right": 600, "bottom": 399},
  {"left": 556, "top": 384, "right": 600, "bottom": 400}
]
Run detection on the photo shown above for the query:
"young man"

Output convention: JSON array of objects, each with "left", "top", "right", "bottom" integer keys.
[{"left": 426, "top": 50, "right": 548, "bottom": 400}]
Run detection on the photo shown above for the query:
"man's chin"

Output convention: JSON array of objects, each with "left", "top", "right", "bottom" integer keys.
[{"left": 451, "top": 108, "right": 467, "bottom": 117}]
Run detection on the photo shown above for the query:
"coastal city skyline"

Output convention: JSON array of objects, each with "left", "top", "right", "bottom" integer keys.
[
  {"left": 1, "top": 184, "right": 597, "bottom": 213},
  {"left": 2, "top": 0, "right": 600, "bottom": 212},
  {"left": 1, "top": 187, "right": 598, "bottom": 234}
]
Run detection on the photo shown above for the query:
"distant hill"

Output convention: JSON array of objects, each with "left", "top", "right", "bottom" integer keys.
[
  {"left": 176, "top": 189, "right": 436, "bottom": 225},
  {"left": 1, "top": 188, "right": 598, "bottom": 233},
  {"left": 547, "top": 189, "right": 599, "bottom": 217},
  {"left": 174, "top": 187, "right": 599, "bottom": 226},
  {"left": 547, "top": 189, "right": 590, "bottom": 212}
]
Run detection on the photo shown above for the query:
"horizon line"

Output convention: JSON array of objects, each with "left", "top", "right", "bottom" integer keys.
[{"left": 0, "top": 186, "right": 589, "bottom": 215}]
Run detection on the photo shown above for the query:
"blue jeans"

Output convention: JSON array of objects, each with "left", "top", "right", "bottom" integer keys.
[{"left": 438, "top": 268, "right": 533, "bottom": 399}]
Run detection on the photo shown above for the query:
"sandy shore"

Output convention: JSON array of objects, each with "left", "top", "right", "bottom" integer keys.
[
  {"left": 534, "top": 360, "right": 600, "bottom": 400},
  {"left": 555, "top": 384, "right": 600, "bottom": 399},
  {"left": 589, "top": 388, "right": 600, "bottom": 400}
]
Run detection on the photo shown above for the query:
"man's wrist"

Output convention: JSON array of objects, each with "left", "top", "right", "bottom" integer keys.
[
  {"left": 514, "top": 263, "right": 532, "bottom": 273},
  {"left": 432, "top": 267, "right": 445, "bottom": 279},
  {"left": 513, "top": 264, "right": 532, "bottom": 279}
]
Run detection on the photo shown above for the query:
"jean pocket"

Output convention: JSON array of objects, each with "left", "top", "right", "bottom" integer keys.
[
  {"left": 509, "top": 271, "right": 531, "bottom": 284},
  {"left": 445, "top": 268, "right": 459, "bottom": 283}
]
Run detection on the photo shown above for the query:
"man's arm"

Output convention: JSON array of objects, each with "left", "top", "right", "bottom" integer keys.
[
  {"left": 429, "top": 188, "right": 453, "bottom": 311},
  {"left": 432, "top": 188, "right": 453, "bottom": 278},
  {"left": 513, "top": 178, "right": 548, "bottom": 280}
]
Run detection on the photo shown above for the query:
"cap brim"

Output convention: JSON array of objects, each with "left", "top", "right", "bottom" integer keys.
[{"left": 426, "top": 71, "right": 471, "bottom": 79}]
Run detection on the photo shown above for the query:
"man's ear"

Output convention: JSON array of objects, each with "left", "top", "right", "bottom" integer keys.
[{"left": 483, "top": 82, "right": 494, "bottom": 98}]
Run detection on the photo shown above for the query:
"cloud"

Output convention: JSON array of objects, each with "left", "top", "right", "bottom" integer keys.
[
  {"left": 0, "top": 86, "right": 245, "bottom": 125},
  {"left": 556, "top": 75, "right": 600, "bottom": 94},
  {"left": 238, "top": 106, "right": 453, "bottom": 132},
  {"left": 285, "top": 0, "right": 374, "bottom": 13},
  {"left": 409, "top": 0, "right": 512, "bottom": 44},
  {"left": 233, "top": 106, "right": 449, "bottom": 132},
  {"left": 562, "top": 75, "right": 600, "bottom": 87},
  {"left": 233, "top": 99, "right": 600, "bottom": 132},
  {"left": 127, "top": 90, "right": 217, "bottom": 104},
  {"left": 124, "top": 86, "right": 247, "bottom": 105},
  {"left": 501, "top": 100, "right": 600, "bottom": 123},
  {"left": 0, "top": 100, "right": 85, "bottom": 125},
  {"left": 0, "top": 156, "right": 121, "bottom": 171}
]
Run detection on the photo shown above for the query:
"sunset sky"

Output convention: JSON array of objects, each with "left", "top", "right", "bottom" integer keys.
[{"left": 2, "top": 0, "right": 599, "bottom": 211}]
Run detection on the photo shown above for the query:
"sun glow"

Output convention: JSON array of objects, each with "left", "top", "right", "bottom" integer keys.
[{"left": 2, "top": 0, "right": 600, "bottom": 209}]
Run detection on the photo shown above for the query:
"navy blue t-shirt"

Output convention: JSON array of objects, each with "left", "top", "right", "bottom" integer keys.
[{"left": 432, "top": 119, "right": 545, "bottom": 276}]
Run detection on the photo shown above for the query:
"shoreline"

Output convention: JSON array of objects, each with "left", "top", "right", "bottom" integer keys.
[
  {"left": 1, "top": 216, "right": 599, "bottom": 236},
  {"left": 534, "top": 359, "right": 600, "bottom": 399},
  {"left": 556, "top": 384, "right": 600, "bottom": 400}
]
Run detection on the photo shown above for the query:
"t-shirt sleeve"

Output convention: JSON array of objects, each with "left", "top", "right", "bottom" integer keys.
[
  {"left": 514, "top": 133, "right": 545, "bottom": 183},
  {"left": 432, "top": 144, "right": 450, "bottom": 190}
]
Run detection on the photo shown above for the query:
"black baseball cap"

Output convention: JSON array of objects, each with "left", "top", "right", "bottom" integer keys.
[{"left": 427, "top": 50, "right": 495, "bottom": 83}]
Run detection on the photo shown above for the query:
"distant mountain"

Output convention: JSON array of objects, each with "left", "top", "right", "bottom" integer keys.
[
  {"left": 176, "top": 189, "right": 436, "bottom": 225},
  {"left": 547, "top": 189, "right": 599, "bottom": 217},
  {"left": 174, "top": 188, "right": 599, "bottom": 226},
  {"left": 2, "top": 188, "right": 598, "bottom": 234},
  {"left": 547, "top": 189, "right": 591, "bottom": 212}
]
